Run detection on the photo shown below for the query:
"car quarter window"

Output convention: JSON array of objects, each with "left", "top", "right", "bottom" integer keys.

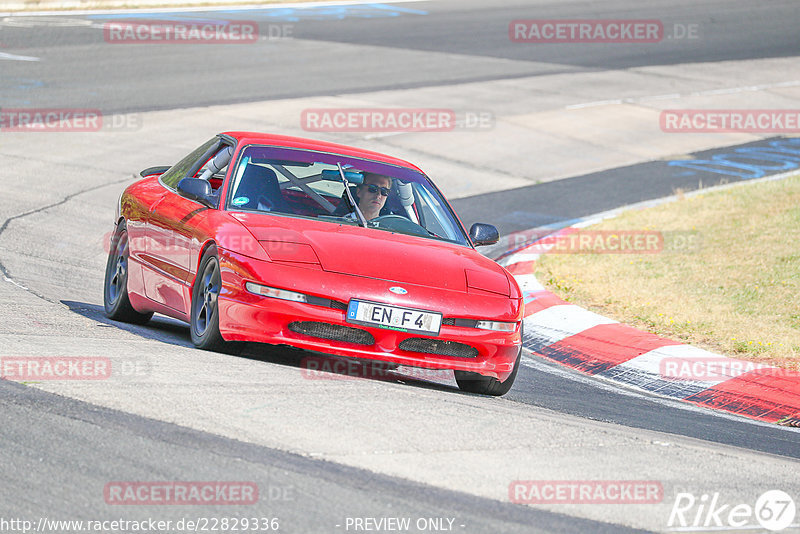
[{"left": 159, "top": 138, "right": 220, "bottom": 190}]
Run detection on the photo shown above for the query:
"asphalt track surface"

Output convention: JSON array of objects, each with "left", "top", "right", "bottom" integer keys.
[
  {"left": 2, "top": 1, "right": 800, "bottom": 532},
  {"left": 2, "top": 378, "right": 629, "bottom": 534},
  {"left": 453, "top": 137, "right": 800, "bottom": 236},
  {"left": 0, "top": 0, "right": 798, "bottom": 111}
]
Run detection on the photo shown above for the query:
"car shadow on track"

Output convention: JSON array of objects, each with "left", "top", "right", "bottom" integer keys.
[
  {"left": 62, "top": 300, "right": 195, "bottom": 347},
  {"left": 62, "top": 300, "right": 465, "bottom": 396}
]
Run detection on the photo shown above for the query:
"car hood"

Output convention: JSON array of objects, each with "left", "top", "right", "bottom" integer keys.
[{"left": 230, "top": 213, "right": 512, "bottom": 296}]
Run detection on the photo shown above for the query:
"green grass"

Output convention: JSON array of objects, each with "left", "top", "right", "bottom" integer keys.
[{"left": 535, "top": 174, "right": 800, "bottom": 369}]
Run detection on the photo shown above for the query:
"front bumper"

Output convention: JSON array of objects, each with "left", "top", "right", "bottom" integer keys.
[{"left": 216, "top": 249, "right": 522, "bottom": 381}]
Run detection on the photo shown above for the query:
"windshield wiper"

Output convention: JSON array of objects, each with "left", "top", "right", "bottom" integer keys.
[{"left": 337, "top": 162, "right": 367, "bottom": 228}]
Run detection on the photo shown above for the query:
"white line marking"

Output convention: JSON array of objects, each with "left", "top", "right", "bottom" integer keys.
[
  {"left": 565, "top": 99, "right": 623, "bottom": 110},
  {"left": 3, "top": 274, "right": 29, "bottom": 290},
  {"left": 0, "top": 51, "right": 40, "bottom": 61},
  {"left": 564, "top": 80, "right": 800, "bottom": 109},
  {"left": 638, "top": 92, "right": 682, "bottom": 102}
]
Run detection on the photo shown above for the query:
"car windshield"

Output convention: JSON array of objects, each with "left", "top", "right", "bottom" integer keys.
[{"left": 225, "top": 145, "right": 469, "bottom": 246}]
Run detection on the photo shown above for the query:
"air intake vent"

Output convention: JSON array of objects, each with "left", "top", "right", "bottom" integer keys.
[
  {"left": 329, "top": 300, "right": 348, "bottom": 311},
  {"left": 289, "top": 321, "right": 374, "bottom": 346},
  {"left": 441, "top": 317, "right": 479, "bottom": 328},
  {"left": 399, "top": 338, "right": 479, "bottom": 358}
]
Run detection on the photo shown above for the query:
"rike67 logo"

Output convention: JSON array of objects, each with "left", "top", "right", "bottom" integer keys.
[{"left": 668, "top": 490, "right": 796, "bottom": 531}]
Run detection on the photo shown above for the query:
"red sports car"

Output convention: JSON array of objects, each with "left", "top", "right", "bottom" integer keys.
[{"left": 104, "top": 132, "right": 523, "bottom": 395}]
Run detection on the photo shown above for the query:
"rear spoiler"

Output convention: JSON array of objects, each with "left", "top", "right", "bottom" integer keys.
[{"left": 140, "top": 166, "right": 171, "bottom": 177}]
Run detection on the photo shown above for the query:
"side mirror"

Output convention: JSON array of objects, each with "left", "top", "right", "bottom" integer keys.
[
  {"left": 177, "top": 178, "right": 215, "bottom": 208},
  {"left": 469, "top": 223, "right": 499, "bottom": 246}
]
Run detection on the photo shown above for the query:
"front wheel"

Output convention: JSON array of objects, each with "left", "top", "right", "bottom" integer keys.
[
  {"left": 103, "top": 223, "right": 153, "bottom": 324},
  {"left": 190, "top": 249, "right": 242, "bottom": 354},
  {"left": 455, "top": 325, "right": 523, "bottom": 396}
]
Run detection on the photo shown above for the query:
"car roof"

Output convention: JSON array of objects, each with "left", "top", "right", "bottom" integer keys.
[{"left": 221, "top": 131, "right": 425, "bottom": 174}]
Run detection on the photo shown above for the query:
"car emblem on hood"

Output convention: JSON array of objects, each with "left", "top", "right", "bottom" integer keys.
[{"left": 389, "top": 286, "right": 407, "bottom": 295}]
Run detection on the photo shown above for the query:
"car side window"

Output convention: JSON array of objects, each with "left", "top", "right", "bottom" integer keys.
[{"left": 160, "top": 138, "right": 219, "bottom": 190}]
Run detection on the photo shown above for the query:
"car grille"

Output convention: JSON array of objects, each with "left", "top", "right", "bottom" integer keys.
[
  {"left": 305, "top": 296, "right": 348, "bottom": 311},
  {"left": 399, "top": 338, "right": 479, "bottom": 358},
  {"left": 329, "top": 300, "right": 348, "bottom": 311},
  {"left": 288, "top": 321, "right": 374, "bottom": 346},
  {"left": 441, "top": 317, "right": 479, "bottom": 328}
]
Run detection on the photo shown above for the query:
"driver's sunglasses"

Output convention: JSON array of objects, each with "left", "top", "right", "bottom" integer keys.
[{"left": 365, "top": 184, "right": 391, "bottom": 197}]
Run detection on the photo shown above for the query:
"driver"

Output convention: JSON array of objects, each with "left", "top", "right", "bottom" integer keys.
[{"left": 352, "top": 173, "right": 392, "bottom": 221}]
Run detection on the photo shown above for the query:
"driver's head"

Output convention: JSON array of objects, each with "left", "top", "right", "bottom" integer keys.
[{"left": 356, "top": 173, "right": 392, "bottom": 220}]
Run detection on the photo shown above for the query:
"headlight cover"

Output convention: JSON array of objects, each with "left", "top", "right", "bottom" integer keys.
[
  {"left": 245, "top": 282, "right": 307, "bottom": 303},
  {"left": 475, "top": 320, "right": 518, "bottom": 332}
]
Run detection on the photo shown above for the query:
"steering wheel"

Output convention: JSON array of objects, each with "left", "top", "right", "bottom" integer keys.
[{"left": 370, "top": 214, "right": 431, "bottom": 238}]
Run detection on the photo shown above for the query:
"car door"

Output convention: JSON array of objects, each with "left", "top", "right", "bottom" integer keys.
[
  {"left": 141, "top": 137, "right": 226, "bottom": 313},
  {"left": 142, "top": 190, "right": 206, "bottom": 312}
]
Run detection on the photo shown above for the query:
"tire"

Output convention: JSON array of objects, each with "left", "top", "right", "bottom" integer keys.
[
  {"left": 103, "top": 222, "right": 153, "bottom": 324},
  {"left": 455, "top": 324, "right": 523, "bottom": 396},
  {"left": 190, "top": 248, "right": 242, "bottom": 354}
]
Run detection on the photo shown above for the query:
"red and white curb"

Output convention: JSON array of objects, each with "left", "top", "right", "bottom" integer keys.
[{"left": 501, "top": 175, "right": 800, "bottom": 426}]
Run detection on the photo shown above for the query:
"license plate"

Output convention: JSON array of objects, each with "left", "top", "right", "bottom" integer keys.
[{"left": 346, "top": 300, "right": 442, "bottom": 336}]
